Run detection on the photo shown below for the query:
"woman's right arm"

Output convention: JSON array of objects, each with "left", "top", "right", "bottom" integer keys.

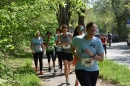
[
  {"left": 56, "top": 35, "right": 60, "bottom": 44},
  {"left": 56, "top": 35, "right": 63, "bottom": 46},
  {"left": 71, "top": 44, "right": 80, "bottom": 61}
]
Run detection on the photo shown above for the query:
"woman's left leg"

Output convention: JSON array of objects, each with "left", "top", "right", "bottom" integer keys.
[
  {"left": 57, "top": 51, "right": 62, "bottom": 72},
  {"left": 38, "top": 52, "right": 43, "bottom": 71},
  {"left": 51, "top": 50, "right": 56, "bottom": 72},
  {"left": 89, "top": 70, "right": 99, "bottom": 86},
  {"left": 38, "top": 52, "right": 43, "bottom": 74},
  {"left": 75, "top": 70, "right": 91, "bottom": 86},
  {"left": 66, "top": 53, "right": 73, "bottom": 84}
]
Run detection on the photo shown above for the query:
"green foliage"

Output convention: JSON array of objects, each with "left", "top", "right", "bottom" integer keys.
[
  {"left": 46, "top": 0, "right": 87, "bottom": 26},
  {"left": 91, "top": 0, "right": 130, "bottom": 40},
  {"left": 0, "top": 49, "right": 41, "bottom": 86},
  {"left": 99, "top": 59, "right": 130, "bottom": 85},
  {"left": 0, "top": 0, "right": 58, "bottom": 53}
]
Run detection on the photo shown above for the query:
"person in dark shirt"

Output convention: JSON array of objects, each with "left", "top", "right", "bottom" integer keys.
[{"left": 107, "top": 32, "right": 112, "bottom": 47}]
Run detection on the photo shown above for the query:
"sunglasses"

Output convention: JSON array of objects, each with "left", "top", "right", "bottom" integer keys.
[{"left": 79, "top": 28, "right": 84, "bottom": 31}]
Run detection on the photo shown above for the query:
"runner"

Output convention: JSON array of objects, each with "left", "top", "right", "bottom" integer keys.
[
  {"left": 107, "top": 32, "right": 112, "bottom": 47},
  {"left": 55, "top": 28, "right": 62, "bottom": 73},
  {"left": 31, "top": 30, "right": 44, "bottom": 75},
  {"left": 100, "top": 34, "right": 107, "bottom": 55},
  {"left": 57, "top": 25, "right": 73, "bottom": 85},
  {"left": 45, "top": 31, "right": 56, "bottom": 72},
  {"left": 71, "top": 22, "right": 104, "bottom": 86},
  {"left": 72, "top": 25, "right": 85, "bottom": 86}
]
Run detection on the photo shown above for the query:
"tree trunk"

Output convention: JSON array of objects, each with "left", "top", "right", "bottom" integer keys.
[
  {"left": 78, "top": 8, "right": 85, "bottom": 28},
  {"left": 57, "top": 0, "right": 71, "bottom": 29}
]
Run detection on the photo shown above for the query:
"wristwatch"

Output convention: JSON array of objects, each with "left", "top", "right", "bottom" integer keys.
[{"left": 91, "top": 53, "right": 96, "bottom": 57}]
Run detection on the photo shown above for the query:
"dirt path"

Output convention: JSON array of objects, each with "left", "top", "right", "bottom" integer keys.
[{"left": 32, "top": 58, "right": 113, "bottom": 86}]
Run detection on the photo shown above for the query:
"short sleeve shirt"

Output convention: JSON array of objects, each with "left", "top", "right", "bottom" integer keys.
[
  {"left": 72, "top": 35, "right": 104, "bottom": 71},
  {"left": 55, "top": 34, "right": 62, "bottom": 51},
  {"left": 31, "top": 37, "right": 43, "bottom": 53},
  {"left": 45, "top": 36, "right": 55, "bottom": 52}
]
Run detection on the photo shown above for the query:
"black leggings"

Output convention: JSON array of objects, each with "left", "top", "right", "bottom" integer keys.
[
  {"left": 56, "top": 51, "right": 62, "bottom": 70},
  {"left": 46, "top": 50, "right": 55, "bottom": 62},
  {"left": 75, "top": 70, "right": 99, "bottom": 86},
  {"left": 103, "top": 44, "right": 107, "bottom": 54},
  {"left": 33, "top": 52, "right": 43, "bottom": 71},
  {"left": 54, "top": 47, "right": 57, "bottom": 60}
]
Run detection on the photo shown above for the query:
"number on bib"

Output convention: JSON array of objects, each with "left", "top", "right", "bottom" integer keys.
[
  {"left": 48, "top": 46, "right": 53, "bottom": 49},
  {"left": 35, "top": 46, "right": 40, "bottom": 50},
  {"left": 81, "top": 58, "right": 94, "bottom": 66}
]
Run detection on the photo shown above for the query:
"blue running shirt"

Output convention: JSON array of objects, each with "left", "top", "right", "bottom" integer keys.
[
  {"left": 31, "top": 37, "right": 43, "bottom": 53},
  {"left": 72, "top": 35, "right": 104, "bottom": 71}
]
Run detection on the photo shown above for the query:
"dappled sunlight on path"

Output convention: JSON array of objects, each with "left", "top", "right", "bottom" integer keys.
[{"left": 32, "top": 57, "right": 113, "bottom": 86}]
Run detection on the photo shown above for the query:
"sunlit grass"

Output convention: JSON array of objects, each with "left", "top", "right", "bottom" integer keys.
[
  {"left": 1, "top": 51, "right": 42, "bottom": 86},
  {"left": 6, "top": 74, "right": 41, "bottom": 86},
  {"left": 99, "top": 59, "right": 130, "bottom": 86}
]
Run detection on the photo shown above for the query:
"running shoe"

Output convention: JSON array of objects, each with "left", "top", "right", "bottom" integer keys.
[
  {"left": 48, "top": 67, "right": 51, "bottom": 72},
  {"left": 35, "top": 68, "right": 38, "bottom": 72},
  {"left": 54, "top": 69, "right": 57, "bottom": 72},
  {"left": 39, "top": 71, "right": 43, "bottom": 75},
  {"left": 66, "top": 78, "right": 70, "bottom": 85}
]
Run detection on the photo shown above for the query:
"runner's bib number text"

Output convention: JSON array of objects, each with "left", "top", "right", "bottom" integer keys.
[
  {"left": 35, "top": 46, "right": 41, "bottom": 50},
  {"left": 62, "top": 44, "right": 70, "bottom": 49},
  {"left": 81, "top": 58, "right": 94, "bottom": 66},
  {"left": 48, "top": 46, "right": 53, "bottom": 49}
]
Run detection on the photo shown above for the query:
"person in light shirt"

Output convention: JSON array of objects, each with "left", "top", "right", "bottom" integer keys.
[
  {"left": 71, "top": 22, "right": 104, "bottom": 86},
  {"left": 72, "top": 25, "right": 85, "bottom": 86},
  {"left": 31, "top": 30, "right": 44, "bottom": 75},
  {"left": 57, "top": 25, "right": 73, "bottom": 85},
  {"left": 55, "top": 28, "right": 63, "bottom": 73}
]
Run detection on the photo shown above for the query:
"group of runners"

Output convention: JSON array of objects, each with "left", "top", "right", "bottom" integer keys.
[{"left": 31, "top": 22, "right": 105, "bottom": 86}]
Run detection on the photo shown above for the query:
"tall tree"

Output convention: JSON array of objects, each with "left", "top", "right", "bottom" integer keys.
[
  {"left": 93, "top": 0, "right": 130, "bottom": 39},
  {"left": 47, "top": 0, "right": 86, "bottom": 28},
  {"left": 110, "top": 0, "right": 130, "bottom": 40}
]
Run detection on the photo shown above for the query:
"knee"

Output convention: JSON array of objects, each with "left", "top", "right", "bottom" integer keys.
[
  {"left": 52, "top": 58, "right": 55, "bottom": 62},
  {"left": 48, "top": 59, "right": 50, "bottom": 62},
  {"left": 64, "top": 65, "right": 68, "bottom": 69},
  {"left": 67, "top": 65, "right": 71, "bottom": 69}
]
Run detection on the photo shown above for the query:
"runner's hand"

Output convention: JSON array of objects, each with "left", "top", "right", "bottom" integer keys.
[
  {"left": 64, "top": 42, "right": 69, "bottom": 46},
  {"left": 84, "top": 49, "right": 94, "bottom": 57}
]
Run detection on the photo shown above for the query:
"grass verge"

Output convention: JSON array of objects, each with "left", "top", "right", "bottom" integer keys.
[
  {"left": 0, "top": 51, "right": 41, "bottom": 86},
  {"left": 99, "top": 59, "right": 130, "bottom": 86}
]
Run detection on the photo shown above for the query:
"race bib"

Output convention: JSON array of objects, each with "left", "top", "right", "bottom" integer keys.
[
  {"left": 48, "top": 46, "right": 53, "bottom": 50},
  {"left": 62, "top": 44, "right": 70, "bottom": 49},
  {"left": 35, "top": 46, "right": 41, "bottom": 50},
  {"left": 57, "top": 44, "right": 62, "bottom": 48},
  {"left": 81, "top": 58, "right": 94, "bottom": 66}
]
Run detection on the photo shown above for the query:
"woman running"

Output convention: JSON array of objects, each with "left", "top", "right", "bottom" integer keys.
[
  {"left": 31, "top": 30, "right": 44, "bottom": 75},
  {"left": 72, "top": 25, "right": 85, "bottom": 86},
  {"left": 71, "top": 22, "right": 104, "bottom": 86},
  {"left": 57, "top": 25, "right": 73, "bottom": 85},
  {"left": 45, "top": 31, "right": 56, "bottom": 72},
  {"left": 55, "top": 28, "right": 63, "bottom": 73}
]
